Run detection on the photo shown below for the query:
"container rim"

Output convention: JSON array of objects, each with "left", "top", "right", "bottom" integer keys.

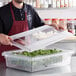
[{"left": 2, "top": 49, "right": 74, "bottom": 60}]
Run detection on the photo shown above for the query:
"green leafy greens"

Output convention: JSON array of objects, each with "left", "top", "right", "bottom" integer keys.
[{"left": 13, "top": 49, "right": 62, "bottom": 57}]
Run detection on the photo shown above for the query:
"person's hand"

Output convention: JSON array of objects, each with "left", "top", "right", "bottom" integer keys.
[
  {"left": 49, "top": 24, "right": 65, "bottom": 30},
  {"left": 0, "top": 33, "right": 12, "bottom": 46},
  {"left": 14, "top": 39, "right": 25, "bottom": 45}
]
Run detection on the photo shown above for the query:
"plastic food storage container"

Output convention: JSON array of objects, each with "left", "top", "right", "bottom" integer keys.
[
  {"left": 52, "top": 18, "right": 59, "bottom": 25},
  {"left": 56, "top": 0, "right": 60, "bottom": 8},
  {"left": 44, "top": 19, "right": 52, "bottom": 25},
  {"left": 59, "top": 19, "right": 67, "bottom": 30},
  {"left": 10, "top": 25, "right": 73, "bottom": 52},
  {"left": 60, "top": 0, "right": 64, "bottom": 8},
  {"left": 2, "top": 25, "right": 73, "bottom": 72},
  {"left": 2, "top": 49, "right": 74, "bottom": 72},
  {"left": 67, "top": 19, "right": 75, "bottom": 35}
]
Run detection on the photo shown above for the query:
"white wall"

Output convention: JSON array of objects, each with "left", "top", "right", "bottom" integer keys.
[{"left": 73, "top": 0, "right": 76, "bottom": 7}]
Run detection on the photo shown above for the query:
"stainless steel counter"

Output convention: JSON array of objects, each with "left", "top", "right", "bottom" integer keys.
[
  {"left": 1, "top": 42, "right": 76, "bottom": 76},
  {"left": 0, "top": 57, "right": 76, "bottom": 76}
]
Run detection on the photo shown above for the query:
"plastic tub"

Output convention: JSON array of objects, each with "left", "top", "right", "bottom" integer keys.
[{"left": 2, "top": 49, "right": 74, "bottom": 72}]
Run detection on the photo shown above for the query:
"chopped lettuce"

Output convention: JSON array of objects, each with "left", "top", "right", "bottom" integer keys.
[{"left": 13, "top": 49, "right": 62, "bottom": 57}]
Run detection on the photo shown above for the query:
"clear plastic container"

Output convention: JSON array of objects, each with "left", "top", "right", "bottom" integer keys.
[
  {"left": 59, "top": 19, "right": 67, "bottom": 30},
  {"left": 44, "top": 19, "right": 52, "bottom": 25},
  {"left": 48, "top": 0, "right": 52, "bottom": 8},
  {"left": 32, "top": 0, "right": 36, "bottom": 8},
  {"left": 2, "top": 49, "right": 74, "bottom": 72},
  {"left": 40, "top": 0, "right": 44, "bottom": 8},
  {"left": 2, "top": 25, "right": 73, "bottom": 72},
  {"left": 42, "top": 0, "right": 48, "bottom": 8},
  {"left": 74, "top": 19, "right": 76, "bottom": 35},
  {"left": 60, "top": 0, "right": 64, "bottom": 8},
  {"left": 67, "top": 19, "right": 75, "bottom": 35},
  {"left": 10, "top": 25, "right": 73, "bottom": 52},
  {"left": 56, "top": 0, "right": 60, "bottom": 8},
  {"left": 52, "top": 0, "right": 56, "bottom": 8},
  {"left": 36, "top": 0, "right": 40, "bottom": 8},
  {"left": 64, "top": 0, "right": 68, "bottom": 7},
  {"left": 68, "top": 0, "right": 73, "bottom": 7},
  {"left": 52, "top": 18, "right": 59, "bottom": 25}
]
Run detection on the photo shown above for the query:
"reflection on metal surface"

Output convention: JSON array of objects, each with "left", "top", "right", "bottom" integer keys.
[{"left": 5, "top": 65, "right": 71, "bottom": 76}]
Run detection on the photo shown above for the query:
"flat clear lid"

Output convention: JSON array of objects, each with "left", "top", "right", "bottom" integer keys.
[{"left": 10, "top": 25, "right": 73, "bottom": 52}]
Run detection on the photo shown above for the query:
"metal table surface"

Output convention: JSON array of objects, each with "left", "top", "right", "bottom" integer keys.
[
  {"left": 0, "top": 57, "right": 76, "bottom": 76},
  {"left": 1, "top": 42, "right": 76, "bottom": 76}
]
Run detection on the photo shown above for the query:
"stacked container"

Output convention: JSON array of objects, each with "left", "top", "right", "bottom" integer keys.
[
  {"left": 59, "top": 19, "right": 67, "bottom": 30},
  {"left": 68, "top": 0, "right": 73, "bottom": 7},
  {"left": 64, "top": 0, "right": 69, "bottom": 7},
  {"left": 36, "top": 0, "right": 40, "bottom": 8},
  {"left": 60, "top": 0, "right": 64, "bottom": 8},
  {"left": 56, "top": 0, "right": 60, "bottom": 8},
  {"left": 52, "top": 18, "right": 59, "bottom": 25},
  {"left": 52, "top": 0, "right": 57, "bottom": 8},
  {"left": 1, "top": 0, "right": 75, "bottom": 8},
  {"left": 44, "top": 19, "right": 52, "bottom": 25},
  {"left": 74, "top": 19, "right": 76, "bottom": 35},
  {"left": 48, "top": 0, "right": 52, "bottom": 8}
]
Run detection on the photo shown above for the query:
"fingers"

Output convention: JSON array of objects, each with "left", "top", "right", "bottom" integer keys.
[
  {"left": 15, "top": 39, "right": 25, "bottom": 45},
  {"left": 49, "top": 24, "right": 65, "bottom": 30},
  {"left": 8, "top": 36, "right": 13, "bottom": 41},
  {"left": 58, "top": 25, "right": 67, "bottom": 30},
  {"left": 50, "top": 24, "right": 59, "bottom": 30},
  {"left": 8, "top": 37, "right": 13, "bottom": 46}
]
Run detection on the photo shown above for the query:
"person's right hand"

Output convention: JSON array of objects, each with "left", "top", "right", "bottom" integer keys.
[
  {"left": 0, "top": 33, "right": 12, "bottom": 46},
  {"left": 50, "top": 24, "right": 64, "bottom": 30}
]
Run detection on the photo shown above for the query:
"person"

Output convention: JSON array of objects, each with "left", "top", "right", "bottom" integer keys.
[{"left": 0, "top": 0, "right": 64, "bottom": 62}]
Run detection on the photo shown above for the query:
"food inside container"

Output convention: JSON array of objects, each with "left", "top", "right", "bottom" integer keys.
[
  {"left": 2, "top": 49, "right": 74, "bottom": 72},
  {"left": 12, "top": 49, "right": 62, "bottom": 57},
  {"left": 32, "top": 30, "right": 57, "bottom": 39}
]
